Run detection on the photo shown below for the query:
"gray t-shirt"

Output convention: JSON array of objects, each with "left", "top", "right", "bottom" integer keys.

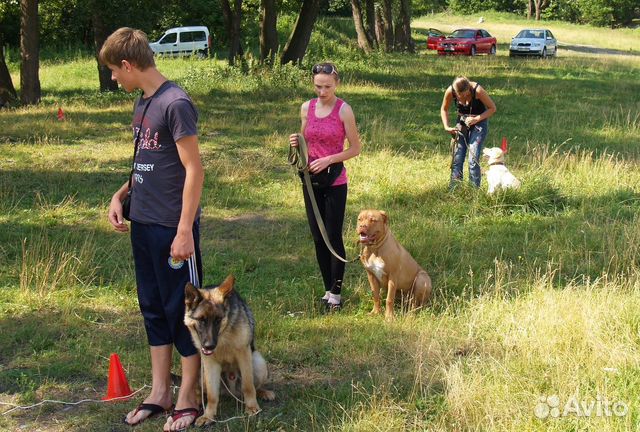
[{"left": 129, "top": 81, "right": 200, "bottom": 227}]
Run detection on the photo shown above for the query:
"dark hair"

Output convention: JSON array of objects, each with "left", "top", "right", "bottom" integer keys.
[{"left": 99, "top": 27, "right": 155, "bottom": 70}]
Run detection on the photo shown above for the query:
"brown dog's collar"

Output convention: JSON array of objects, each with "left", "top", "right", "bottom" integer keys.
[{"left": 489, "top": 161, "right": 504, "bottom": 166}]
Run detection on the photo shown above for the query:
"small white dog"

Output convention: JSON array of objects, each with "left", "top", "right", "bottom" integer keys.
[{"left": 483, "top": 147, "right": 521, "bottom": 194}]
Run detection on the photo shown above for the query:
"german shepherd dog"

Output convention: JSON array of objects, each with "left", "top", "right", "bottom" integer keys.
[{"left": 184, "top": 275, "right": 275, "bottom": 426}]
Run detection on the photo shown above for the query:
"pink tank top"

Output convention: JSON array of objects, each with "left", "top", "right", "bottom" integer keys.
[{"left": 303, "top": 98, "right": 348, "bottom": 186}]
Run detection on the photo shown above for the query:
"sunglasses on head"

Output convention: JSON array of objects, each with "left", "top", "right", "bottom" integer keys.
[{"left": 312, "top": 64, "right": 338, "bottom": 76}]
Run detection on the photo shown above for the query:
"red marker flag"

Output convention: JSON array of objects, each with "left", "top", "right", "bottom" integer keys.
[
  {"left": 57, "top": 107, "right": 65, "bottom": 121},
  {"left": 501, "top": 136, "right": 508, "bottom": 153}
]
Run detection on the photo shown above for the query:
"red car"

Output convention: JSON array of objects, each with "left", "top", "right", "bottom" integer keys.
[
  {"left": 437, "top": 28, "right": 497, "bottom": 56},
  {"left": 426, "top": 28, "right": 446, "bottom": 50}
]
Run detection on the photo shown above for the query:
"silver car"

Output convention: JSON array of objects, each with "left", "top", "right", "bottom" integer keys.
[{"left": 509, "top": 29, "right": 557, "bottom": 58}]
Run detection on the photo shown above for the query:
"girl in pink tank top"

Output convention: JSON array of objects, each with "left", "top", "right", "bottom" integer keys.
[
  {"left": 304, "top": 97, "right": 348, "bottom": 186},
  {"left": 288, "top": 62, "right": 362, "bottom": 311}
]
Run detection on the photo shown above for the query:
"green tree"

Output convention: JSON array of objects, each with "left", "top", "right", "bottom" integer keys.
[
  {"left": 577, "top": 0, "right": 636, "bottom": 26},
  {"left": 0, "top": 0, "right": 20, "bottom": 46},
  {"left": 411, "top": 0, "right": 447, "bottom": 17}
]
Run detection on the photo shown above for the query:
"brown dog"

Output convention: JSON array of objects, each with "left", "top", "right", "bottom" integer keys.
[{"left": 357, "top": 210, "right": 432, "bottom": 320}]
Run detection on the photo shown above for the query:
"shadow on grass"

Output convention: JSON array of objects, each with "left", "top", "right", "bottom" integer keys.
[
  {"left": 0, "top": 304, "right": 453, "bottom": 431},
  {"left": 0, "top": 306, "right": 153, "bottom": 431},
  {"left": 0, "top": 309, "right": 139, "bottom": 393},
  {"left": 0, "top": 169, "right": 129, "bottom": 210},
  {"left": 0, "top": 306, "right": 145, "bottom": 431}
]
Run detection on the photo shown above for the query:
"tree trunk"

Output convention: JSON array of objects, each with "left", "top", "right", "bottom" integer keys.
[
  {"left": 92, "top": 9, "right": 118, "bottom": 92},
  {"left": 20, "top": 0, "right": 40, "bottom": 105},
  {"left": 397, "top": 0, "right": 414, "bottom": 52},
  {"left": 280, "top": 0, "right": 320, "bottom": 64},
  {"left": 374, "top": 7, "right": 384, "bottom": 47},
  {"left": 232, "top": 0, "right": 244, "bottom": 60},
  {"left": 364, "top": 0, "right": 377, "bottom": 49},
  {"left": 221, "top": 0, "right": 232, "bottom": 57},
  {"left": 221, "top": 0, "right": 243, "bottom": 65},
  {"left": 381, "top": 0, "right": 394, "bottom": 52},
  {"left": 351, "top": 0, "right": 373, "bottom": 53},
  {"left": 527, "top": 0, "right": 533, "bottom": 19},
  {"left": 260, "top": 0, "right": 278, "bottom": 63},
  {"left": 0, "top": 34, "right": 17, "bottom": 107},
  {"left": 393, "top": 16, "right": 405, "bottom": 51},
  {"left": 534, "top": 0, "right": 548, "bottom": 20}
]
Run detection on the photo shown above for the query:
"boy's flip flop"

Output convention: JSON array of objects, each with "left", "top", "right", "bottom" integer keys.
[
  {"left": 123, "top": 402, "right": 173, "bottom": 426},
  {"left": 167, "top": 407, "right": 201, "bottom": 431}
]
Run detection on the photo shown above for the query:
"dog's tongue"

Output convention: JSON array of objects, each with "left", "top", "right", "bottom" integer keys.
[{"left": 201, "top": 347, "right": 214, "bottom": 356}]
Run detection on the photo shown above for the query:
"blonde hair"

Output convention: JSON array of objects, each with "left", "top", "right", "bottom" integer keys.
[
  {"left": 99, "top": 27, "right": 155, "bottom": 70},
  {"left": 452, "top": 76, "right": 471, "bottom": 94}
]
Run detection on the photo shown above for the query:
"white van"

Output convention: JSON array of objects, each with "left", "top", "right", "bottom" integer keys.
[{"left": 149, "top": 26, "right": 211, "bottom": 58}]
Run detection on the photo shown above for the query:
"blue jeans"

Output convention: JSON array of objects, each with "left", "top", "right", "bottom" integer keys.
[{"left": 450, "top": 120, "right": 488, "bottom": 188}]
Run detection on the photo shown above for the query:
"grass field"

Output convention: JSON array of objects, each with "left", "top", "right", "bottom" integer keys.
[{"left": 1, "top": 13, "right": 640, "bottom": 432}]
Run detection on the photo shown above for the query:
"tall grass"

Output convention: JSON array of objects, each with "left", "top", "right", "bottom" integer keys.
[{"left": 19, "top": 232, "right": 98, "bottom": 296}]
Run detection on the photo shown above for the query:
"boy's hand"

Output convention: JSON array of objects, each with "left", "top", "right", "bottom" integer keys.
[
  {"left": 171, "top": 229, "right": 194, "bottom": 261},
  {"left": 108, "top": 195, "right": 129, "bottom": 232}
]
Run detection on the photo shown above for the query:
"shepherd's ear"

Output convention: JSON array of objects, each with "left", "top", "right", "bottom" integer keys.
[
  {"left": 185, "top": 282, "right": 201, "bottom": 309},
  {"left": 218, "top": 274, "right": 235, "bottom": 298}
]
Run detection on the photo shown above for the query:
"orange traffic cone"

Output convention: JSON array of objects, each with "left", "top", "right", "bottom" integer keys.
[
  {"left": 57, "top": 107, "right": 65, "bottom": 121},
  {"left": 102, "top": 353, "right": 133, "bottom": 401},
  {"left": 501, "top": 136, "right": 508, "bottom": 153}
]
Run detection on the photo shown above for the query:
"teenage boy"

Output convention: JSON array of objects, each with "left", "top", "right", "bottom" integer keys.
[{"left": 100, "top": 27, "right": 204, "bottom": 432}]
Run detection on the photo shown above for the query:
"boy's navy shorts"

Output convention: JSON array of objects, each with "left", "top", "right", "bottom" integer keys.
[{"left": 130, "top": 220, "right": 203, "bottom": 357}]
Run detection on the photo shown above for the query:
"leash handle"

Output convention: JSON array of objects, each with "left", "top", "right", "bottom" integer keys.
[
  {"left": 289, "top": 134, "right": 359, "bottom": 264},
  {"left": 187, "top": 252, "right": 200, "bottom": 288}
]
